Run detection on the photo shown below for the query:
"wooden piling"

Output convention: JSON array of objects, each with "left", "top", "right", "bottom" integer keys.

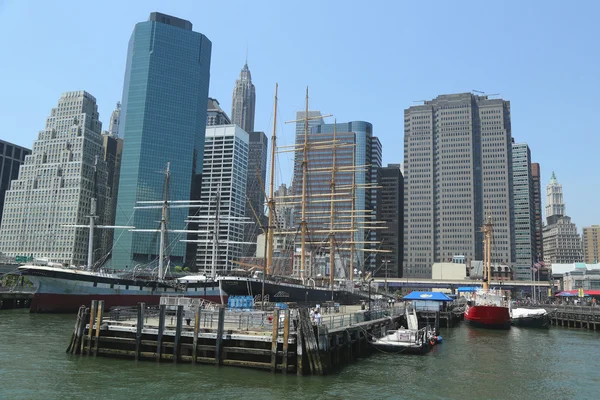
[
  {"left": 67, "top": 306, "right": 83, "bottom": 354},
  {"left": 215, "top": 305, "right": 226, "bottom": 366},
  {"left": 75, "top": 307, "right": 90, "bottom": 354},
  {"left": 94, "top": 300, "right": 104, "bottom": 357},
  {"left": 270, "top": 309, "right": 280, "bottom": 372},
  {"left": 173, "top": 305, "right": 183, "bottom": 364},
  {"left": 85, "top": 300, "right": 97, "bottom": 355},
  {"left": 134, "top": 302, "right": 144, "bottom": 361},
  {"left": 156, "top": 304, "right": 166, "bottom": 362},
  {"left": 296, "top": 313, "right": 304, "bottom": 376},
  {"left": 192, "top": 308, "right": 200, "bottom": 365},
  {"left": 282, "top": 309, "right": 290, "bottom": 374}
]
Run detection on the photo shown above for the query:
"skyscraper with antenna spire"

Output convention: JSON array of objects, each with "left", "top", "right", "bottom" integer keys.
[{"left": 231, "top": 59, "right": 256, "bottom": 132}]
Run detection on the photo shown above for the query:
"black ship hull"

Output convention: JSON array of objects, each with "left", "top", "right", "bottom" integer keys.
[
  {"left": 218, "top": 276, "right": 369, "bottom": 305},
  {"left": 511, "top": 314, "right": 551, "bottom": 329}
]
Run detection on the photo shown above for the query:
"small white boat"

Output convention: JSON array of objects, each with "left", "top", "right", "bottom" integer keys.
[{"left": 371, "top": 327, "right": 440, "bottom": 354}]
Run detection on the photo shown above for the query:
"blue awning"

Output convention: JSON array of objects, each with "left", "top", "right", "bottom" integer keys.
[
  {"left": 403, "top": 291, "right": 453, "bottom": 301},
  {"left": 457, "top": 286, "right": 479, "bottom": 293}
]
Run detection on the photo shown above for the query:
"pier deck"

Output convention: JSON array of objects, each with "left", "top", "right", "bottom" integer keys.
[
  {"left": 68, "top": 301, "right": 406, "bottom": 375},
  {"left": 0, "top": 288, "right": 33, "bottom": 310}
]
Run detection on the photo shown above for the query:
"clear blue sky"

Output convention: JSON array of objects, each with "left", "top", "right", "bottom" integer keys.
[{"left": 0, "top": 0, "right": 598, "bottom": 229}]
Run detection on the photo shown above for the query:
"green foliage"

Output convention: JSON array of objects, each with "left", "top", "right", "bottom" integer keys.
[
  {"left": 183, "top": 267, "right": 190, "bottom": 272},
  {"left": 174, "top": 266, "right": 183, "bottom": 273}
]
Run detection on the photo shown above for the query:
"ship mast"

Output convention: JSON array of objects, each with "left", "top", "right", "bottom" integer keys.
[
  {"left": 266, "top": 84, "right": 278, "bottom": 276},
  {"left": 482, "top": 215, "right": 493, "bottom": 291},
  {"left": 349, "top": 151, "right": 356, "bottom": 281},
  {"left": 87, "top": 157, "right": 98, "bottom": 270},
  {"left": 158, "top": 162, "right": 170, "bottom": 280},
  {"left": 300, "top": 87, "right": 310, "bottom": 282},
  {"left": 329, "top": 120, "right": 337, "bottom": 299}
]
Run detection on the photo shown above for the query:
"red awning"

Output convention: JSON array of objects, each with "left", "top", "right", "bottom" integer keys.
[{"left": 567, "top": 290, "right": 600, "bottom": 296}]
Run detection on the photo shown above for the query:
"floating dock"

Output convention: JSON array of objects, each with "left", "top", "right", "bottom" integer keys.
[{"left": 68, "top": 299, "right": 406, "bottom": 375}]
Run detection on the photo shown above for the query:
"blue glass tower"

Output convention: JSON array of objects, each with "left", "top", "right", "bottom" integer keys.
[{"left": 112, "top": 13, "right": 211, "bottom": 269}]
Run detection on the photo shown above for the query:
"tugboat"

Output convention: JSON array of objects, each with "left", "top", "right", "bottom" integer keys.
[{"left": 464, "top": 216, "right": 511, "bottom": 329}]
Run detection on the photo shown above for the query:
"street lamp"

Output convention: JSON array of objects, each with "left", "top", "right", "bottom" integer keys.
[{"left": 383, "top": 258, "right": 390, "bottom": 295}]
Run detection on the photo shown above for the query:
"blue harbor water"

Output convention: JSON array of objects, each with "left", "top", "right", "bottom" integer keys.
[{"left": 1, "top": 309, "right": 599, "bottom": 399}]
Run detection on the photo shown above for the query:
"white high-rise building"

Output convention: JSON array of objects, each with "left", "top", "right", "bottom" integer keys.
[
  {"left": 0, "top": 91, "right": 109, "bottom": 266},
  {"left": 195, "top": 125, "right": 249, "bottom": 273}
]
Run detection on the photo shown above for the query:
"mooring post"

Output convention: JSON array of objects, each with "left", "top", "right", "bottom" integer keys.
[
  {"left": 192, "top": 308, "right": 200, "bottom": 365},
  {"left": 85, "top": 300, "right": 97, "bottom": 356},
  {"left": 270, "top": 308, "right": 281, "bottom": 372},
  {"left": 67, "top": 306, "right": 82, "bottom": 354},
  {"left": 135, "top": 302, "right": 144, "bottom": 361},
  {"left": 94, "top": 300, "right": 104, "bottom": 357},
  {"left": 156, "top": 304, "right": 166, "bottom": 362},
  {"left": 78, "top": 308, "right": 89, "bottom": 355},
  {"left": 215, "top": 305, "right": 226, "bottom": 366},
  {"left": 296, "top": 313, "right": 304, "bottom": 376},
  {"left": 173, "top": 305, "right": 183, "bottom": 364},
  {"left": 282, "top": 309, "right": 290, "bottom": 374}
]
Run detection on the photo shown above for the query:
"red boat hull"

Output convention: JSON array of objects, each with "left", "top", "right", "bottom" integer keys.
[
  {"left": 30, "top": 293, "right": 226, "bottom": 313},
  {"left": 464, "top": 305, "right": 511, "bottom": 329}
]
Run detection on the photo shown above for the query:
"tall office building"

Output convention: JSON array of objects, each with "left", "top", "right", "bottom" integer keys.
[
  {"left": 293, "top": 121, "right": 381, "bottom": 273},
  {"left": 207, "top": 97, "right": 231, "bottom": 126},
  {"left": 545, "top": 172, "right": 566, "bottom": 225},
  {"left": 0, "top": 140, "right": 31, "bottom": 226},
  {"left": 0, "top": 91, "right": 109, "bottom": 265},
  {"left": 512, "top": 143, "right": 536, "bottom": 280},
  {"left": 100, "top": 103, "right": 124, "bottom": 260},
  {"left": 194, "top": 125, "right": 248, "bottom": 273},
  {"left": 108, "top": 102, "right": 121, "bottom": 137},
  {"left": 403, "top": 93, "right": 515, "bottom": 278},
  {"left": 243, "top": 131, "right": 268, "bottom": 256},
  {"left": 376, "top": 164, "right": 404, "bottom": 278},
  {"left": 531, "top": 163, "right": 544, "bottom": 261},
  {"left": 542, "top": 172, "right": 582, "bottom": 263},
  {"left": 112, "top": 13, "right": 211, "bottom": 269},
  {"left": 582, "top": 225, "right": 600, "bottom": 264},
  {"left": 231, "top": 63, "right": 255, "bottom": 132},
  {"left": 274, "top": 183, "right": 294, "bottom": 229}
]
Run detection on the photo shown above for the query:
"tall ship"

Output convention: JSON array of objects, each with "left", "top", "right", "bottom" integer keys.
[
  {"left": 18, "top": 163, "right": 225, "bottom": 312},
  {"left": 464, "top": 217, "right": 511, "bottom": 329},
  {"left": 218, "top": 85, "right": 385, "bottom": 305}
]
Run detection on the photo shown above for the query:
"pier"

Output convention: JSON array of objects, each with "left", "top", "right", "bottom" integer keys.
[
  {"left": 539, "top": 305, "right": 600, "bottom": 330},
  {"left": 68, "top": 299, "right": 406, "bottom": 375},
  {"left": 0, "top": 288, "right": 33, "bottom": 310}
]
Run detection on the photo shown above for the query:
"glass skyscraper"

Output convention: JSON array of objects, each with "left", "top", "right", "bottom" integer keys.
[{"left": 112, "top": 13, "right": 212, "bottom": 269}]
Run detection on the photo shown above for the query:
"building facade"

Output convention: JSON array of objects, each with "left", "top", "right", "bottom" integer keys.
[
  {"left": 112, "top": 12, "right": 212, "bottom": 269},
  {"left": 582, "top": 225, "right": 600, "bottom": 264},
  {"left": 231, "top": 63, "right": 255, "bottom": 132},
  {"left": 376, "top": 164, "right": 404, "bottom": 278},
  {"left": 403, "top": 93, "right": 515, "bottom": 278},
  {"left": 194, "top": 125, "right": 248, "bottom": 273},
  {"left": 0, "top": 140, "right": 31, "bottom": 226},
  {"left": 101, "top": 128, "right": 123, "bottom": 259},
  {"left": 512, "top": 143, "right": 536, "bottom": 280},
  {"left": 531, "top": 163, "right": 544, "bottom": 261},
  {"left": 0, "top": 91, "right": 109, "bottom": 266},
  {"left": 243, "top": 131, "right": 268, "bottom": 257},
  {"left": 542, "top": 172, "right": 582, "bottom": 264},
  {"left": 207, "top": 98, "right": 231, "bottom": 126}
]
